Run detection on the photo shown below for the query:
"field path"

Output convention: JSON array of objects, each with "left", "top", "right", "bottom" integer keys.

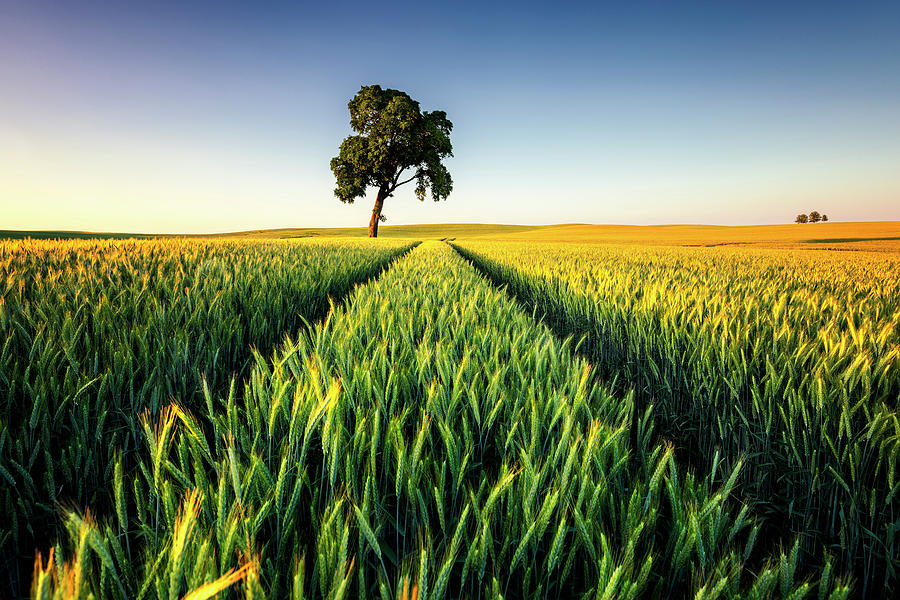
[
  {"left": 451, "top": 240, "right": 899, "bottom": 596},
  {"left": 0, "top": 238, "right": 416, "bottom": 597}
]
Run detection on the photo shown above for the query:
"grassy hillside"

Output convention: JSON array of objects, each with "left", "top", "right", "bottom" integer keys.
[
  {"left": 5, "top": 221, "right": 900, "bottom": 248},
  {"left": 484, "top": 221, "right": 900, "bottom": 248},
  {"left": 0, "top": 224, "right": 538, "bottom": 241},
  {"left": 0, "top": 230, "right": 153, "bottom": 240},
  {"left": 211, "top": 223, "right": 543, "bottom": 239}
]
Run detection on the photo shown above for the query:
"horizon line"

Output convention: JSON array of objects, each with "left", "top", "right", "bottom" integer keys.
[{"left": 4, "top": 219, "right": 899, "bottom": 237}]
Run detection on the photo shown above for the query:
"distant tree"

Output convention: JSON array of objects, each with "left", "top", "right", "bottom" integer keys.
[
  {"left": 330, "top": 85, "right": 453, "bottom": 237},
  {"left": 822, "top": 214, "right": 829, "bottom": 222},
  {"left": 808, "top": 211, "right": 822, "bottom": 223},
  {"left": 795, "top": 214, "right": 808, "bottom": 224}
]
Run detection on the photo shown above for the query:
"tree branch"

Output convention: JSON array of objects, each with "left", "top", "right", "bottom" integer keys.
[
  {"left": 390, "top": 166, "right": 404, "bottom": 187},
  {"left": 389, "top": 174, "right": 418, "bottom": 193}
]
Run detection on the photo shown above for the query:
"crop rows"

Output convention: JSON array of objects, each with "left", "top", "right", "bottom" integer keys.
[
  {"left": 453, "top": 241, "right": 900, "bottom": 595},
  {"left": 30, "top": 242, "right": 849, "bottom": 599},
  {"left": 0, "top": 237, "right": 413, "bottom": 595}
]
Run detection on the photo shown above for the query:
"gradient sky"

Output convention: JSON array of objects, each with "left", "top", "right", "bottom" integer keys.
[{"left": 2, "top": 1, "right": 899, "bottom": 233}]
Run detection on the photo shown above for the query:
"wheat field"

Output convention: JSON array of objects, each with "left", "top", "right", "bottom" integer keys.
[{"left": 2, "top": 229, "right": 898, "bottom": 599}]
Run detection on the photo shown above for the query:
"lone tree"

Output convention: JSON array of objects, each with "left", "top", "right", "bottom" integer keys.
[
  {"left": 330, "top": 85, "right": 453, "bottom": 237},
  {"left": 808, "top": 210, "right": 822, "bottom": 223},
  {"left": 795, "top": 214, "right": 809, "bottom": 224}
]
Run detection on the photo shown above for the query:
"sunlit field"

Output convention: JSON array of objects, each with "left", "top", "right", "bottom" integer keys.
[
  {"left": 7, "top": 219, "right": 900, "bottom": 247},
  {"left": 2, "top": 224, "right": 898, "bottom": 599},
  {"left": 454, "top": 238, "right": 900, "bottom": 596}
]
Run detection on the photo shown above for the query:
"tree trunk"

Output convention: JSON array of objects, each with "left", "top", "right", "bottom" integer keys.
[{"left": 368, "top": 189, "right": 387, "bottom": 238}]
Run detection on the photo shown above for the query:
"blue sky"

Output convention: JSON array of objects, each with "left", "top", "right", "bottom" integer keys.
[{"left": 2, "top": 1, "right": 899, "bottom": 232}]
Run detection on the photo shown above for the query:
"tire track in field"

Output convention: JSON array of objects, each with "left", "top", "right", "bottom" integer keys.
[
  {"left": 449, "top": 240, "right": 752, "bottom": 479},
  {"left": 447, "top": 242, "right": 836, "bottom": 592},
  {"left": 188, "top": 240, "right": 421, "bottom": 403},
  {"left": 2, "top": 240, "right": 420, "bottom": 599}
]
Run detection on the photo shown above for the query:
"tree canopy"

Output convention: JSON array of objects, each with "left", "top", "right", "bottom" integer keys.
[
  {"left": 330, "top": 85, "right": 453, "bottom": 237},
  {"left": 795, "top": 212, "right": 828, "bottom": 224}
]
